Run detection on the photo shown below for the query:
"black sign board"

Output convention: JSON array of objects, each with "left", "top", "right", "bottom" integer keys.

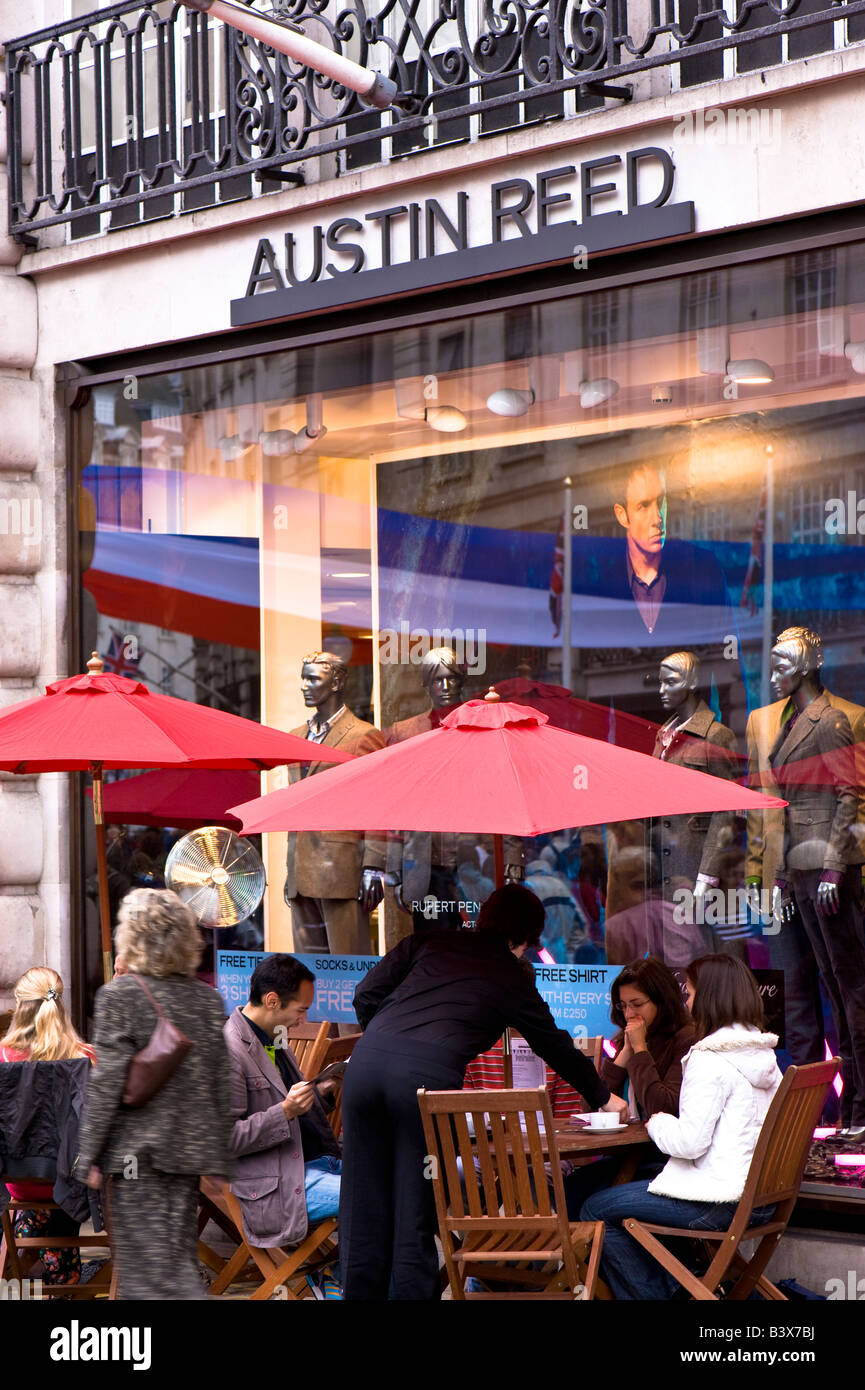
[{"left": 230, "top": 147, "right": 694, "bottom": 328}]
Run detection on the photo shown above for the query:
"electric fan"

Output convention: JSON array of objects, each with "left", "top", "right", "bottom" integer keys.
[{"left": 164, "top": 826, "right": 266, "bottom": 927}]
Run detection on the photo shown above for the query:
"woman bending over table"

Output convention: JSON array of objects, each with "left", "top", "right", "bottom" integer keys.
[
  {"left": 563, "top": 955, "right": 695, "bottom": 1216},
  {"left": 580, "top": 954, "right": 781, "bottom": 1300},
  {"left": 339, "top": 884, "right": 629, "bottom": 1301}
]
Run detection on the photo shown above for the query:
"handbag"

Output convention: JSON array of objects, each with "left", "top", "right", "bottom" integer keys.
[{"left": 121, "top": 975, "right": 194, "bottom": 1109}]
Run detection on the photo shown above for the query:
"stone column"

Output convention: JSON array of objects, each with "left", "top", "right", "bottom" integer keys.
[{"left": 0, "top": 30, "right": 48, "bottom": 1012}]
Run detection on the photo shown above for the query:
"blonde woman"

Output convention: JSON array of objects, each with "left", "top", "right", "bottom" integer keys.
[
  {"left": 0, "top": 968, "right": 94, "bottom": 1284},
  {"left": 77, "top": 889, "right": 233, "bottom": 1300}
]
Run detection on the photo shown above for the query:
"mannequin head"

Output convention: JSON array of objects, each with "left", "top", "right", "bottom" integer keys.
[
  {"left": 420, "top": 646, "right": 468, "bottom": 711},
  {"left": 659, "top": 651, "right": 700, "bottom": 715},
  {"left": 770, "top": 626, "right": 823, "bottom": 702},
  {"left": 300, "top": 651, "right": 347, "bottom": 720}
]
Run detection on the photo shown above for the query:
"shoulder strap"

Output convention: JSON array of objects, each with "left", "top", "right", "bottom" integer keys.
[{"left": 129, "top": 974, "right": 164, "bottom": 1018}]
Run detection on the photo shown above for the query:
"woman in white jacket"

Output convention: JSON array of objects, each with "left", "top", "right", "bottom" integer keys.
[{"left": 581, "top": 955, "right": 782, "bottom": 1300}]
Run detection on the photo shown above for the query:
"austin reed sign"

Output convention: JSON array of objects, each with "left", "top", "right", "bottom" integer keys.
[{"left": 230, "top": 147, "right": 693, "bottom": 326}]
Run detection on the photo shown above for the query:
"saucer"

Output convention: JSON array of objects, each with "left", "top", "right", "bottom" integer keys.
[{"left": 571, "top": 1122, "right": 628, "bottom": 1133}]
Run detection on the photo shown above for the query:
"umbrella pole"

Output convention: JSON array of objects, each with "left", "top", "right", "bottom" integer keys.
[
  {"left": 493, "top": 833, "right": 505, "bottom": 889},
  {"left": 493, "top": 834, "right": 514, "bottom": 1084},
  {"left": 91, "top": 763, "right": 114, "bottom": 983}
]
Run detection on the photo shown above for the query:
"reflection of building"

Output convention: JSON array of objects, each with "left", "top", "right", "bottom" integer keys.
[{"left": 4, "top": 1, "right": 865, "bottom": 1106}]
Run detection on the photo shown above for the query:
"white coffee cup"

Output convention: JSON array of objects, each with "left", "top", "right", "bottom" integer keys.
[{"left": 584, "top": 1111, "right": 621, "bottom": 1128}]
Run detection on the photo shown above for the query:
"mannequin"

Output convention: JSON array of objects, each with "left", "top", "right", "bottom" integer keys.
[
  {"left": 283, "top": 651, "right": 385, "bottom": 955},
  {"left": 649, "top": 652, "right": 741, "bottom": 955},
  {"left": 378, "top": 647, "right": 523, "bottom": 931},
  {"left": 745, "top": 627, "right": 865, "bottom": 1071},
  {"left": 766, "top": 627, "right": 865, "bottom": 1134}
]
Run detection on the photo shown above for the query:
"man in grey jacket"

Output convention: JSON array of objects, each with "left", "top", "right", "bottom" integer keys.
[{"left": 224, "top": 955, "right": 342, "bottom": 1251}]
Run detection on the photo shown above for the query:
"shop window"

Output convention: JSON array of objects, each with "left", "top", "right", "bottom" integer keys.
[{"left": 78, "top": 246, "right": 865, "bottom": 1167}]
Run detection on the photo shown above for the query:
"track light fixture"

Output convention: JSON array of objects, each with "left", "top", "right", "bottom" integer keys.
[
  {"left": 424, "top": 405, "right": 467, "bottom": 433},
  {"left": 697, "top": 328, "right": 774, "bottom": 385},
  {"left": 257, "top": 397, "right": 327, "bottom": 456},
  {"left": 845, "top": 341, "right": 865, "bottom": 375},
  {"left": 562, "top": 352, "right": 619, "bottom": 410},
  {"left": 258, "top": 428, "right": 296, "bottom": 457},
  {"left": 218, "top": 434, "right": 245, "bottom": 462},
  {"left": 486, "top": 388, "right": 536, "bottom": 418},
  {"left": 395, "top": 379, "right": 467, "bottom": 433}
]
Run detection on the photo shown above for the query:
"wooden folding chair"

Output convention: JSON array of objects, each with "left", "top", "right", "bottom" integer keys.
[
  {"left": 1, "top": 1182, "right": 116, "bottom": 1298},
  {"left": 314, "top": 1032, "right": 359, "bottom": 1139},
  {"left": 574, "top": 1035, "right": 604, "bottom": 1071},
  {"left": 283, "top": 1021, "right": 332, "bottom": 1080},
  {"left": 418, "top": 1086, "right": 604, "bottom": 1300},
  {"left": 623, "top": 1058, "right": 840, "bottom": 1301},
  {"left": 198, "top": 1176, "right": 338, "bottom": 1300}
]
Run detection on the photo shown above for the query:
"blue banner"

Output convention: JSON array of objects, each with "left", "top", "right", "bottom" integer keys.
[
  {"left": 218, "top": 950, "right": 621, "bottom": 1038},
  {"left": 532, "top": 963, "right": 622, "bottom": 1040},
  {"left": 216, "top": 951, "right": 380, "bottom": 1024}
]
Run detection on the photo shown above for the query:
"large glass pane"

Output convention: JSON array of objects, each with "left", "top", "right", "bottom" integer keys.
[{"left": 80, "top": 243, "right": 865, "bottom": 1163}]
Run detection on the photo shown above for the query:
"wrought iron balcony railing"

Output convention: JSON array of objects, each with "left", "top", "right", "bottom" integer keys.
[{"left": 5, "top": 0, "right": 865, "bottom": 242}]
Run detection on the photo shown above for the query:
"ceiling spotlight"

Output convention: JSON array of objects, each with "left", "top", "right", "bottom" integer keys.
[
  {"left": 258, "top": 428, "right": 296, "bottom": 457},
  {"left": 726, "top": 359, "right": 775, "bottom": 385},
  {"left": 845, "top": 341, "right": 865, "bottom": 374},
  {"left": 486, "top": 388, "right": 536, "bottom": 418},
  {"left": 562, "top": 351, "right": 619, "bottom": 410},
  {"left": 697, "top": 329, "right": 774, "bottom": 385},
  {"left": 424, "top": 405, "right": 467, "bottom": 433},
  {"left": 218, "top": 434, "right": 245, "bottom": 462},
  {"left": 579, "top": 378, "right": 619, "bottom": 408}
]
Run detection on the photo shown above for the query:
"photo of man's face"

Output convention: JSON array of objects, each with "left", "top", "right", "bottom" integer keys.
[{"left": 614, "top": 467, "right": 667, "bottom": 558}]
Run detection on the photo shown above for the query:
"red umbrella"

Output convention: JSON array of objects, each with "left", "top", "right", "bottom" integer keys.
[
  {"left": 0, "top": 653, "right": 353, "bottom": 980},
  {"left": 748, "top": 743, "right": 865, "bottom": 790},
  {"left": 87, "top": 768, "right": 258, "bottom": 830},
  {"left": 230, "top": 692, "right": 785, "bottom": 884},
  {"left": 493, "top": 677, "right": 660, "bottom": 754}
]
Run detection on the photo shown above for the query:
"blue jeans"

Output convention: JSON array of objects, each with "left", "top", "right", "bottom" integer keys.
[
  {"left": 581, "top": 1179, "right": 752, "bottom": 1301},
  {"left": 305, "top": 1156, "right": 342, "bottom": 1224}
]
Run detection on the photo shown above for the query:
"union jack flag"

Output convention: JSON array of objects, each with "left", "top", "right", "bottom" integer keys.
[
  {"left": 740, "top": 479, "right": 768, "bottom": 616},
  {"left": 549, "top": 517, "right": 565, "bottom": 637},
  {"left": 101, "top": 630, "right": 141, "bottom": 679}
]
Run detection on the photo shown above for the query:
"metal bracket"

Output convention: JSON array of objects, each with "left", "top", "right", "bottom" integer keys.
[
  {"left": 254, "top": 169, "right": 305, "bottom": 187},
  {"left": 13, "top": 231, "right": 39, "bottom": 249},
  {"left": 584, "top": 82, "right": 633, "bottom": 102}
]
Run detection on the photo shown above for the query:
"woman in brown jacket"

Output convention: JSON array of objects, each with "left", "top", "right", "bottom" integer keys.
[{"left": 563, "top": 956, "right": 694, "bottom": 1216}]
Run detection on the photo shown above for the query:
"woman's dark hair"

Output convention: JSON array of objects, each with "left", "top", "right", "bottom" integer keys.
[
  {"left": 686, "top": 954, "right": 765, "bottom": 1040},
  {"left": 249, "top": 953, "right": 315, "bottom": 1005},
  {"left": 610, "top": 956, "right": 691, "bottom": 1036},
  {"left": 476, "top": 884, "right": 544, "bottom": 948}
]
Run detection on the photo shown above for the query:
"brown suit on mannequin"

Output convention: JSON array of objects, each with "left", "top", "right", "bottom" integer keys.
[
  {"left": 651, "top": 700, "right": 739, "bottom": 892},
  {"left": 745, "top": 691, "right": 865, "bottom": 891},
  {"left": 284, "top": 653, "right": 385, "bottom": 956},
  {"left": 744, "top": 691, "right": 865, "bottom": 1067}
]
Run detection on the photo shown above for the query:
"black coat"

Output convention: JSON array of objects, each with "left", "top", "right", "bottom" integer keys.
[{"left": 0, "top": 1058, "right": 104, "bottom": 1226}]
